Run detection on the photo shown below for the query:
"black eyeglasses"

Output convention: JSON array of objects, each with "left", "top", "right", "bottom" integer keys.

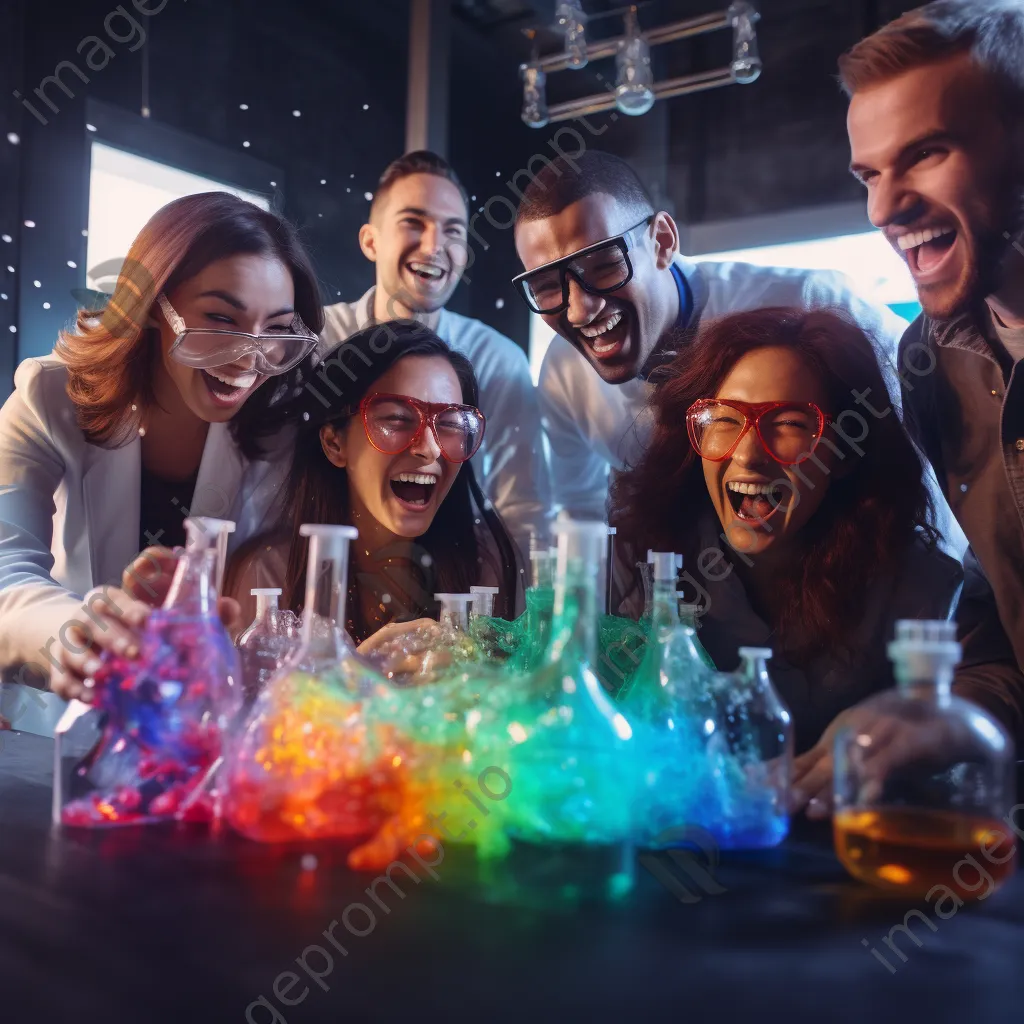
[{"left": 512, "top": 216, "right": 654, "bottom": 315}]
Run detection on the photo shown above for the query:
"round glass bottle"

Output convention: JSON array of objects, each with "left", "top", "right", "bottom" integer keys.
[{"left": 833, "top": 620, "right": 1018, "bottom": 898}]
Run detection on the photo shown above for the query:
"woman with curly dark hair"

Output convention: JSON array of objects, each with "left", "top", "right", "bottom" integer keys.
[{"left": 610, "top": 306, "right": 974, "bottom": 798}]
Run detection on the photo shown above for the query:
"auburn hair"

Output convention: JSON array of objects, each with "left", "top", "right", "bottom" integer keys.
[
  {"left": 610, "top": 307, "right": 937, "bottom": 663},
  {"left": 838, "top": 1, "right": 1024, "bottom": 126},
  {"left": 55, "top": 191, "right": 325, "bottom": 459}
]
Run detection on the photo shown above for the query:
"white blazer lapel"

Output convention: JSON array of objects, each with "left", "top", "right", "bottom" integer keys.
[
  {"left": 192, "top": 423, "right": 244, "bottom": 525},
  {"left": 84, "top": 437, "right": 141, "bottom": 587}
]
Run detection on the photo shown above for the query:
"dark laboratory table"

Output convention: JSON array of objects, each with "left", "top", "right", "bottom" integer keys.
[{"left": 2, "top": 730, "right": 1023, "bottom": 1024}]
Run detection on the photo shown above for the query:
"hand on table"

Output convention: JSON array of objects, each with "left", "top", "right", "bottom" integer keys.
[
  {"left": 49, "top": 547, "right": 243, "bottom": 703},
  {"left": 791, "top": 705, "right": 962, "bottom": 821}
]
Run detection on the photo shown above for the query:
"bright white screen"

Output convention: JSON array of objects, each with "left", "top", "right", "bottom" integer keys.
[
  {"left": 694, "top": 231, "right": 918, "bottom": 307},
  {"left": 86, "top": 141, "right": 270, "bottom": 291}
]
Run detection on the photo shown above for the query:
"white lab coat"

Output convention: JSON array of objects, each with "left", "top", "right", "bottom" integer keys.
[
  {"left": 0, "top": 354, "right": 294, "bottom": 678},
  {"left": 322, "top": 289, "right": 552, "bottom": 562},
  {"left": 538, "top": 255, "right": 968, "bottom": 557}
]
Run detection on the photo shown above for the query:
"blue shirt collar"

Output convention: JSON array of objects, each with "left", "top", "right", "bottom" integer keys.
[
  {"left": 637, "top": 260, "right": 695, "bottom": 381},
  {"left": 671, "top": 261, "right": 693, "bottom": 331}
]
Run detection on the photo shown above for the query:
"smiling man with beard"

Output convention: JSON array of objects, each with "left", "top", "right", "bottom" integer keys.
[
  {"left": 322, "top": 151, "right": 550, "bottom": 563},
  {"left": 511, "top": 151, "right": 954, "bottom": 544},
  {"left": 835, "top": 0, "right": 1024, "bottom": 741}
]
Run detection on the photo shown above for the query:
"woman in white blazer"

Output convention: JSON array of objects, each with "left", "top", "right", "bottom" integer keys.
[{"left": 0, "top": 192, "right": 324, "bottom": 700}]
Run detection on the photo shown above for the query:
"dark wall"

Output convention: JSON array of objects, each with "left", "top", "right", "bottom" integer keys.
[
  {"left": 0, "top": 0, "right": 27, "bottom": 397},
  {"left": 1, "top": 0, "right": 414, "bottom": 396},
  {"left": 485, "top": 0, "right": 924, "bottom": 232}
]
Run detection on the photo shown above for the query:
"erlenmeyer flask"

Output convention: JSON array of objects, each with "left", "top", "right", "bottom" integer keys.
[
  {"left": 498, "top": 520, "right": 637, "bottom": 904},
  {"left": 222, "top": 525, "right": 399, "bottom": 843},
  {"left": 618, "top": 552, "right": 715, "bottom": 848},
  {"left": 58, "top": 518, "right": 242, "bottom": 827}
]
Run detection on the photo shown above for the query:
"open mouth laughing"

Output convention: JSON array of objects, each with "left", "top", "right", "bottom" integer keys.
[
  {"left": 200, "top": 367, "right": 260, "bottom": 408},
  {"left": 726, "top": 479, "right": 784, "bottom": 524},
  {"left": 389, "top": 471, "right": 439, "bottom": 512},
  {"left": 577, "top": 308, "right": 629, "bottom": 362},
  {"left": 893, "top": 223, "right": 959, "bottom": 282},
  {"left": 406, "top": 260, "right": 449, "bottom": 293}
]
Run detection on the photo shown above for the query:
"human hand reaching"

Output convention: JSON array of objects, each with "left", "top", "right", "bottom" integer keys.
[
  {"left": 791, "top": 704, "right": 965, "bottom": 820},
  {"left": 49, "top": 548, "right": 242, "bottom": 703}
]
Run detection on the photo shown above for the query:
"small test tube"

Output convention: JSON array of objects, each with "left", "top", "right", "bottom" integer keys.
[
  {"left": 469, "top": 586, "right": 499, "bottom": 619},
  {"left": 434, "top": 593, "right": 475, "bottom": 632},
  {"left": 647, "top": 550, "right": 682, "bottom": 583}
]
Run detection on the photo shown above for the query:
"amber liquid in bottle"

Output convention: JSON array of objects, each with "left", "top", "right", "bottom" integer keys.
[{"left": 835, "top": 808, "right": 1018, "bottom": 899}]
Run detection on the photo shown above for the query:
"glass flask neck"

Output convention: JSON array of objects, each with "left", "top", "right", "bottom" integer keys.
[
  {"left": 254, "top": 592, "right": 279, "bottom": 621},
  {"left": 438, "top": 599, "right": 471, "bottom": 632},
  {"left": 737, "top": 649, "right": 772, "bottom": 691},
  {"left": 300, "top": 526, "right": 356, "bottom": 661},
  {"left": 529, "top": 552, "right": 553, "bottom": 590},
  {"left": 894, "top": 663, "right": 954, "bottom": 697},
  {"left": 650, "top": 578, "right": 680, "bottom": 633},
  {"left": 888, "top": 621, "right": 961, "bottom": 698},
  {"left": 189, "top": 516, "right": 235, "bottom": 596},
  {"left": 551, "top": 524, "right": 607, "bottom": 666},
  {"left": 162, "top": 547, "right": 217, "bottom": 616},
  {"left": 469, "top": 587, "right": 498, "bottom": 619},
  {"left": 551, "top": 565, "right": 598, "bottom": 664}
]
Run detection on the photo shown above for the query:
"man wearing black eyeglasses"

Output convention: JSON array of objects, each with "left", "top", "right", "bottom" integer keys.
[{"left": 513, "top": 151, "right": 956, "bottom": 540}]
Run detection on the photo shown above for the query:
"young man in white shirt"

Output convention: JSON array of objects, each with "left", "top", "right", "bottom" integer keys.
[
  {"left": 322, "top": 151, "right": 551, "bottom": 563},
  {"left": 512, "top": 149, "right": 965, "bottom": 555}
]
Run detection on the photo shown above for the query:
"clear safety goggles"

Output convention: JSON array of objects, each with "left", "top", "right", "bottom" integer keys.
[{"left": 158, "top": 293, "right": 318, "bottom": 376}]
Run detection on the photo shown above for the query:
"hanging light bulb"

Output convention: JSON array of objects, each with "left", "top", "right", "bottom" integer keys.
[
  {"left": 556, "top": 1, "right": 589, "bottom": 70},
  {"left": 521, "top": 63, "right": 549, "bottom": 129},
  {"left": 728, "top": 1, "right": 762, "bottom": 84},
  {"left": 615, "top": 6, "right": 654, "bottom": 117}
]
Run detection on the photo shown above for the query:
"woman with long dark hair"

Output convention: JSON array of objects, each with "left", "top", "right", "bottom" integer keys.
[
  {"left": 227, "top": 322, "right": 522, "bottom": 645},
  {"left": 610, "top": 306, "right": 973, "bottom": 797},
  {"left": 0, "top": 192, "right": 323, "bottom": 700}
]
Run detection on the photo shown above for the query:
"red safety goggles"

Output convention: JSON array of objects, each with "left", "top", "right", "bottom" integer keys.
[
  {"left": 359, "top": 393, "right": 485, "bottom": 464},
  {"left": 686, "top": 399, "right": 831, "bottom": 466}
]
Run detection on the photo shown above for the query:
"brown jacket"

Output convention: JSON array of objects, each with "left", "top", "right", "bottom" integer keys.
[{"left": 900, "top": 308, "right": 1024, "bottom": 746}]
